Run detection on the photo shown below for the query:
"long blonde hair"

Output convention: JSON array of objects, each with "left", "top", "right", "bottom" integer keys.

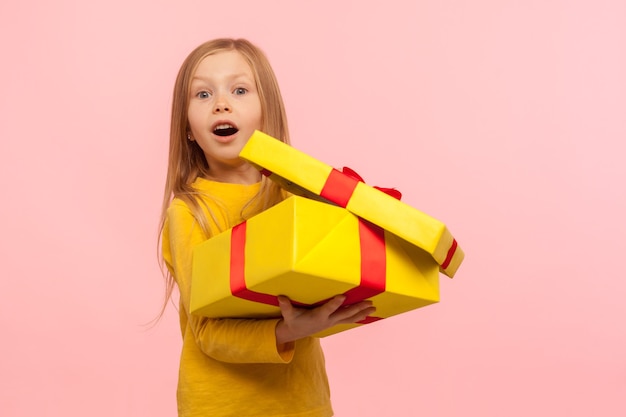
[{"left": 157, "top": 38, "right": 291, "bottom": 317}]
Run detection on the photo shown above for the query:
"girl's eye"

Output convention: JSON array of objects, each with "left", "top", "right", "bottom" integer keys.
[
  {"left": 234, "top": 88, "right": 247, "bottom": 95},
  {"left": 197, "top": 91, "right": 211, "bottom": 99}
]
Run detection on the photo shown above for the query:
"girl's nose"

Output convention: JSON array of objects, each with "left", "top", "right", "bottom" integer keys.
[{"left": 213, "top": 95, "right": 231, "bottom": 113}]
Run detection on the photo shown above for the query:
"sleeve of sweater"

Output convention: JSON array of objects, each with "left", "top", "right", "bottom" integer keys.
[{"left": 162, "top": 200, "right": 295, "bottom": 364}]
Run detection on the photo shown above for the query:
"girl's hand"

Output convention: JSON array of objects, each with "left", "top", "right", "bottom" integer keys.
[{"left": 275, "top": 295, "right": 376, "bottom": 343}]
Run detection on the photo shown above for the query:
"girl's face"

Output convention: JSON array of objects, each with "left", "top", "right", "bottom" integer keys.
[{"left": 187, "top": 50, "right": 262, "bottom": 179}]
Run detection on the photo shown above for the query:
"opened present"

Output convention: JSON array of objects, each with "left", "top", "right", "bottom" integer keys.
[
  {"left": 191, "top": 196, "right": 441, "bottom": 337},
  {"left": 239, "top": 130, "right": 464, "bottom": 277}
]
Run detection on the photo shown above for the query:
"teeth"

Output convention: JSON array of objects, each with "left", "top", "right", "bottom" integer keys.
[{"left": 214, "top": 124, "right": 234, "bottom": 130}]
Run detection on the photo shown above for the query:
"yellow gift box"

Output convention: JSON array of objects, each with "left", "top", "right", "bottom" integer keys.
[
  {"left": 239, "top": 131, "right": 464, "bottom": 278},
  {"left": 191, "top": 196, "right": 440, "bottom": 337}
]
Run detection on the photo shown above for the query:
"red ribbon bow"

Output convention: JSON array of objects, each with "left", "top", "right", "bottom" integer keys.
[{"left": 320, "top": 167, "right": 402, "bottom": 207}]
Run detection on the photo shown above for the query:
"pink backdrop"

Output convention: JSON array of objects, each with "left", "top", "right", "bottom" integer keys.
[{"left": 1, "top": 1, "right": 624, "bottom": 416}]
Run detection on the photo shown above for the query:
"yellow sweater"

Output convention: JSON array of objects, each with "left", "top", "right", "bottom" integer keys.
[{"left": 162, "top": 178, "right": 333, "bottom": 417}]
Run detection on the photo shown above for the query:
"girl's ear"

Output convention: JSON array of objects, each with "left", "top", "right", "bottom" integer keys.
[{"left": 187, "top": 133, "right": 194, "bottom": 141}]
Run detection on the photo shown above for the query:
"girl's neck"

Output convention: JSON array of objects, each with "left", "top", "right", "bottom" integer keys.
[{"left": 204, "top": 163, "right": 261, "bottom": 185}]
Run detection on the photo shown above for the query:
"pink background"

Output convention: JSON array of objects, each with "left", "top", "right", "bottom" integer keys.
[{"left": 1, "top": 1, "right": 624, "bottom": 416}]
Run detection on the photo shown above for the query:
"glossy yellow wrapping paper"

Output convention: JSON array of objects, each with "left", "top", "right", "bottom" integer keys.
[
  {"left": 239, "top": 130, "right": 464, "bottom": 278},
  {"left": 191, "top": 196, "right": 440, "bottom": 337}
]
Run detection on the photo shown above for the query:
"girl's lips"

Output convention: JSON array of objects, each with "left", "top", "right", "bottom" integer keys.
[
  {"left": 211, "top": 130, "right": 238, "bottom": 144},
  {"left": 210, "top": 120, "right": 239, "bottom": 143},
  {"left": 215, "top": 126, "right": 238, "bottom": 137},
  {"left": 211, "top": 120, "right": 239, "bottom": 134}
]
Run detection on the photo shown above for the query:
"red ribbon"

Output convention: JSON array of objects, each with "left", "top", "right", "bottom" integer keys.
[
  {"left": 229, "top": 214, "right": 387, "bottom": 323},
  {"left": 320, "top": 167, "right": 402, "bottom": 205},
  {"left": 440, "top": 238, "right": 458, "bottom": 270},
  {"left": 230, "top": 222, "right": 280, "bottom": 307}
]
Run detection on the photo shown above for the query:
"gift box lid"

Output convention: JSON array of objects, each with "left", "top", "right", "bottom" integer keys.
[{"left": 239, "top": 130, "right": 464, "bottom": 277}]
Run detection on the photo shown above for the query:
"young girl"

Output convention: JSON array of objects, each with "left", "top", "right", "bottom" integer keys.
[{"left": 158, "top": 38, "right": 375, "bottom": 417}]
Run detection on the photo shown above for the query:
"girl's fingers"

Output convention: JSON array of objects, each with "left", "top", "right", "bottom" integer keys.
[
  {"left": 345, "top": 306, "right": 376, "bottom": 323},
  {"left": 280, "top": 294, "right": 375, "bottom": 329},
  {"left": 330, "top": 301, "right": 375, "bottom": 323},
  {"left": 319, "top": 295, "right": 347, "bottom": 314},
  {"left": 334, "top": 306, "right": 376, "bottom": 325},
  {"left": 277, "top": 295, "right": 294, "bottom": 317}
]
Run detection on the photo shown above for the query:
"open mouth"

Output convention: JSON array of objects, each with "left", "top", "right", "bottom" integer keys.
[{"left": 213, "top": 123, "right": 239, "bottom": 137}]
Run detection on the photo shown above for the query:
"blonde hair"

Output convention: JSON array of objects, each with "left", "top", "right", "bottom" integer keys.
[{"left": 156, "top": 38, "right": 291, "bottom": 318}]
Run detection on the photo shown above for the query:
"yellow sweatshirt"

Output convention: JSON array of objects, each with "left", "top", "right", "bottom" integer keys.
[{"left": 162, "top": 178, "right": 333, "bottom": 417}]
